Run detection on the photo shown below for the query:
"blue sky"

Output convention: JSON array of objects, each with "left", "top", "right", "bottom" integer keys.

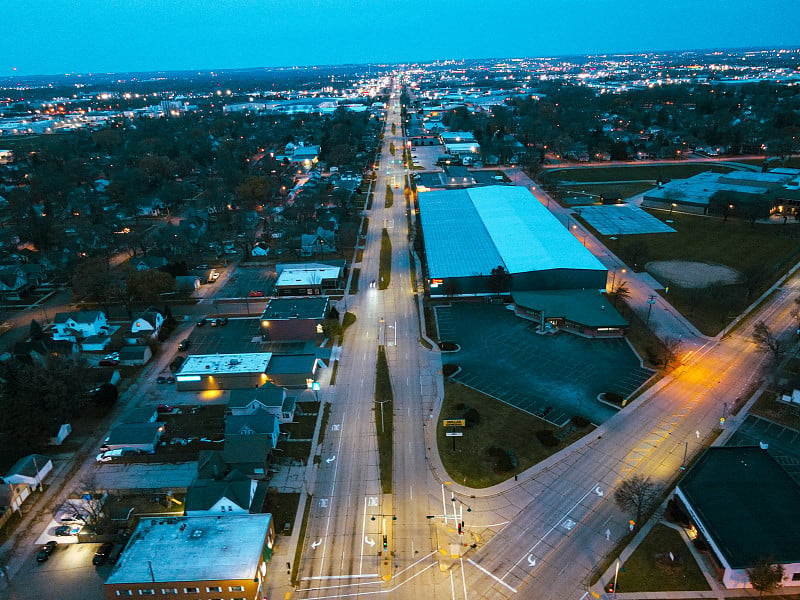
[{"left": 6, "top": 0, "right": 800, "bottom": 77}]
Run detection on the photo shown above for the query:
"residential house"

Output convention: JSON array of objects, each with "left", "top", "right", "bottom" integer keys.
[
  {"left": 2, "top": 454, "right": 53, "bottom": 511},
  {"left": 132, "top": 256, "right": 168, "bottom": 271},
  {"left": 228, "top": 382, "right": 296, "bottom": 423},
  {"left": 184, "top": 469, "right": 268, "bottom": 516},
  {"left": 49, "top": 423, "right": 72, "bottom": 446},
  {"left": 175, "top": 275, "right": 201, "bottom": 295},
  {"left": 128, "top": 307, "right": 164, "bottom": 342},
  {"left": 13, "top": 339, "right": 78, "bottom": 365},
  {"left": 225, "top": 410, "right": 281, "bottom": 450},
  {"left": 222, "top": 435, "right": 273, "bottom": 478},
  {"left": 52, "top": 310, "right": 109, "bottom": 343},
  {"left": 0, "top": 265, "right": 29, "bottom": 299}
]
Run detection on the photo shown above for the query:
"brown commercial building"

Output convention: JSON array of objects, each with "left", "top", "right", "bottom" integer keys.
[{"left": 104, "top": 514, "right": 274, "bottom": 599}]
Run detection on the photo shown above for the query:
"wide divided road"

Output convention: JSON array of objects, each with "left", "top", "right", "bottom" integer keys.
[{"left": 294, "top": 75, "right": 800, "bottom": 600}]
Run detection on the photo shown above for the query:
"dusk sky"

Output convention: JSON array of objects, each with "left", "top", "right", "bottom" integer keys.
[{"left": 6, "top": 0, "right": 800, "bottom": 77}]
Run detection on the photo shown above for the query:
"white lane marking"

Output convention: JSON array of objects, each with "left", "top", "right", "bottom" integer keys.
[
  {"left": 359, "top": 496, "right": 368, "bottom": 575},
  {"left": 449, "top": 570, "right": 455, "bottom": 599},
  {"left": 409, "top": 485, "right": 413, "bottom": 502},
  {"left": 467, "top": 559, "right": 518, "bottom": 594},
  {"left": 311, "top": 539, "right": 322, "bottom": 549},
  {"left": 302, "top": 574, "right": 381, "bottom": 581},
  {"left": 502, "top": 482, "right": 600, "bottom": 581},
  {"left": 460, "top": 556, "right": 469, "bottom": 599}
]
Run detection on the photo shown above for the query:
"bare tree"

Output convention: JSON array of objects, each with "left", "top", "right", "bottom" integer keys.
[
  {"left": 753, "top": 321, "right": 785, "bottom": 362},
  {"left": 613, "top": 280, "right": 631, "bottom": 309},
  {"left": 747, "top": 559, "right": 784, "bottom": 596},
  {"left": 613, "top": 474, "right": 659, "bottom": 529}
]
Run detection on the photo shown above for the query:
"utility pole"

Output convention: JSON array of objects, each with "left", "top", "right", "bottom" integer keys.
[{"left": 646, "top": 295, "right": 657, "bottom": 324}]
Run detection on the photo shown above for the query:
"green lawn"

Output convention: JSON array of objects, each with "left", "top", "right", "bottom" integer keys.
[
  {"left": 592, "top": 211, "right": 800, "bottom": 336},
  {"left": 543, "top": 163, "right": 734, "bottom": 183},
  {"left": 613, "top": 523, "right": 710, "bottom": 592},
  {"left": 437, "top": 382, "right": 592, "bottom": 488},
  {"left": 375, "top": 346, "right": 394, "bottom": 494},
  {"left": 263, "top": 491, "right": 300, "bottom": 534},
  {"left": 556, "top": 181, "right": 655, "bottom": 202}
]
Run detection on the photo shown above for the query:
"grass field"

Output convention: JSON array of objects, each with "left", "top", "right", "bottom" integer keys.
[
  {"left": 436, "top": 381, "right": 592, "bottom": 488},
  {"left": 613, "top": 523, "right": 710, "bottom": 592},
  {"left": 591, "top": 210, "right": 800, "bottom": 335},
  {"left": 556, "top": 182, "right": 655, "bottom": 202},
  {"left": 544, "top": 163, "right": 734, "bottom": 183}
]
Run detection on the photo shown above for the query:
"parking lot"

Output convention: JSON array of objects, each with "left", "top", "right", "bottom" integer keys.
[
  {"left": 221, "top": 266, "right": 276, "bottom": 298},
  {"left": 437, "top": 303, "right": 653, "bottom": 426},
  {"left": 10, "top": 541, "right": 107, "bottom": 600}
]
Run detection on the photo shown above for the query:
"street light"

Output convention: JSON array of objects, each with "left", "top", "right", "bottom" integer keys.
[{"left": 609, "top": 267, "right": 627, "bottom": 292}]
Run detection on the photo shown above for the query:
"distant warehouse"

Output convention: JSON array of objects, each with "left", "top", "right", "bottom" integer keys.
[{"left": 418, "top": 185, "right": 607, "bottom": 297}]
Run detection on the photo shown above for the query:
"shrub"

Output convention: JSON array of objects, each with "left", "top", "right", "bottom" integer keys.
[
  {"left": 604, "top": 392, "right": 624, "bottom": 406},
  {"left": 486, "top": 446, "right": 514, "bottom": 472},
  {"left": 570, "top": 415, "right": 590, "bottom": 428},
  {"left": 464, "top": 408, "right": 481, "bottom": 428},
  {"left": 535, "top": 430, "right": 559, "bottom": 447},
  {"left": 442, "top": 364, "right": 458, "bottom": 377}
]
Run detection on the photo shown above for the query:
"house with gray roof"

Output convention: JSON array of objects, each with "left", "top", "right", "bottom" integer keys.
[
  {"left": 184, "top": 470, "right": 268, "bottom": 516},
  {"left": 228, "top": 382, "right": 297, "bottom": 423}
]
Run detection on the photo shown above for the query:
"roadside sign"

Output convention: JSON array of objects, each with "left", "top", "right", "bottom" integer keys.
[
  {"left": 443, "top": 419, "right": 466, "bottom": 427},
  {"left": 445, "top": 432, "right": 463, "bottom": 437}
]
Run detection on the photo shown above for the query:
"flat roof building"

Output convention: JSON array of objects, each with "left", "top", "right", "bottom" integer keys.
[
  {"left": 275, "top": 262, "right": 344, "bottom": 296},
  {"left": 259, "top": 296, "right": 328, "bottom": 341},
  {"left": 104, "top": 514, "right": 274, "bottom": 599},
  {"left": 176, "top": 353, "right": 272, "bottom": 391},
  {"left": 676, "top": 446, "right": 800, "bottom": 589},
  {"left": 418, "top": 185, "right": 607, "bottom": 297}
]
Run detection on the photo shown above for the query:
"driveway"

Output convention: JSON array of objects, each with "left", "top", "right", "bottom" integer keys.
[{"left": 8, "top": 542, "right": 107, "bottom": 600}]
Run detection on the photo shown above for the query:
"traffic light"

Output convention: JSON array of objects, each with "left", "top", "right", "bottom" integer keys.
[
  {"left": 458, "top": 522, "right": 463, "bottom": 535},
  {"left": 605, "top": 582, "right": 614, "bottom": 593},
  {"left": 383, "top": 535, "right": 387, "bottom": 551}
]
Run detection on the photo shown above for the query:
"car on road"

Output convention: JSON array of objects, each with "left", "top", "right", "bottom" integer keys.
[
  {"left": 214, "top": 317, "right": 228, "bottom": 326},
  {"left": 93, "top": 542, "right": 114, "bottom": 566},
  {"left": 248, "top": 290, "right": 264, "bottom": 297},
  {"left": 36, "top": 541, "right": 57, "bottom": 563},
  {"left": 209, "top": 270, "right": 220, "bottom": 282},
  {"left": 54, "top": 525, "right": 80, "bottom": 536},
  {"left": 196, "top": 317, "right": 208, "bottom": 327},
  {"left": 177, "top": 339, "right": 190, "bottom": 351}
]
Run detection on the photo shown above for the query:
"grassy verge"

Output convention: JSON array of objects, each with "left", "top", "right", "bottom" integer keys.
[
  {"left": 379, "top": 229, "right": 392, "bottom": 290},
  {"left": 385, "top": 184, "right": 394, "bottom": 208},
  {"left": 619, "top": 300, "right": 671, "bottom": 370},
  {"left": 329, "top": 360, "right": 339, "bottom": 385},
  {"left": 409, "top": 250, "right": 417, "bottom": 291},
  {"left": 281, "top": 407, "right": 319, "bottom": 440},
  {"left": 375, "top": 346, "right": 394, "bottom": 494},
  {"left": 317, "top": 402, "right": 331, "bottom": 447},
  {"left": 291, "top": 494, "right": 312, "bottom": 586},
  {"left": 360, "top": 217, "right": 370, "bottom": 236},
  {"left": 277, "top": 441, "right": 312, "bottom": 461},
  {"left": 610, "top": 523, "right": 710, "bottom": 592},
  {"left": 349, "top": 268, "right": 360, "bottom": 294},
  {"left": 437, "top": 381, "right": 593, "bottom": 488},
  {"left": 265, "top": 491, "right": 300, "bottom": 535}
]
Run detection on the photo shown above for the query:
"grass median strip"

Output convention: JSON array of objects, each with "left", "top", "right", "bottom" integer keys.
[
  {"left": 379, "top": 228, "right": 391, "bottom": 289},
  {"left": 375, "top": 346, "right": 394, "bottom": 494},
  {"left": 385, "top": 184, "right": 394, "bottom": 208}
]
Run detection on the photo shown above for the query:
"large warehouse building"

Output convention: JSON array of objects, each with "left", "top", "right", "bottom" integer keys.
[{"left": 418, "top": 185, "right": 607, "bottom": 297}]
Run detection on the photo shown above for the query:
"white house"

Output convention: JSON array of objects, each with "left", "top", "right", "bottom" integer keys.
[
  {"left": 228, "top": 382, "right": 296, "bottom": 424},
  {"left": 2, "top": 454, "right": 53, "bottom": 511},
  {"left": 52, "top": 311, "right": 108, "bottom": 342},
  {"left": 129, "top": 308, "right": 164, "bottom": 341},
  {"left": 184, "top": 476, "right": 266, "bottom": 516}
]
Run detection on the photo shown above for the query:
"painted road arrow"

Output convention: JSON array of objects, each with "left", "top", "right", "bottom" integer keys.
[
  {"left": 311, "top": 539, "right": 322, "bottom": 549},
  {"left": 326, "top": 455, "right": 336, "bottom": 464},
  {"left": 365, "top": 536, "right": 375, "bottom": 547}
]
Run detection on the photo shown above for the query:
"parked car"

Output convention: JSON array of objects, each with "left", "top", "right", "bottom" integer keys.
[
  {"left": 214, "top": 317, "right": 228, "bottom": 326},
  {"left": 166, "top": 376, "right": 175, "bottom": 384},
  {"left": 96, "top": 448, "right": 136, "bottom": 462},
  {"left": 107, "top": 544, "right": 125, "bottom": 565},
  {"left": 36, "top": 541, "right": 57, "bottom": 562},
  {"left": 59, "top": 514, "right": 85, "bottom": 524},
  {"left": 177, "top": 339, "right": 190, "bottom": 351},
  {"left": 98, "top": 358, "right": 119, "bottom": 366},
  {"left": 156, "top": 376, "right": 167, "bottom": 384},
  {"left": 157, "top": 404, "right": 173, "bottom": 413},
  {"left": 54, "top": 525, "right": 80, "bottom": 536},
  {"left": 93, "top": 542, "right": 114, "bottom": 566},
  {"left": 169, "top": 356, "right": 185, "bottom": 372},
  {"left": 196, "top": 317, "right": 208, "bottom": 327},
  {"left": 248, "top": 290, "right": 264, "bottom": 297}
]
